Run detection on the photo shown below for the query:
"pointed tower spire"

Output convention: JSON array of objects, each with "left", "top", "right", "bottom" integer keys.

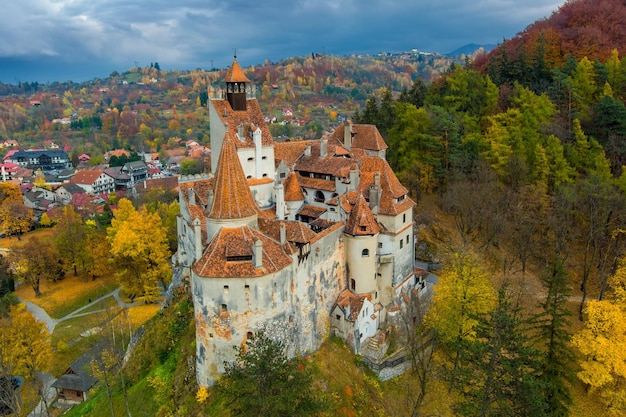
[
  {"left": 345, "top": 193, "right": 381, "bottom": 236},
  {"left": 208, "top": 130, "right": 257, "bottom": 219}
]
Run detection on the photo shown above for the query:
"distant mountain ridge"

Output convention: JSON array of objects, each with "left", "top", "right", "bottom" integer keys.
[{"left": 446, "top": 43, "right": 497, "bottom": 57}]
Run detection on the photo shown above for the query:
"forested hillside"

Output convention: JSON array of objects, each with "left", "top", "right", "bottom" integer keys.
[
  {"left": 0, "top": 51, "right": 459, "bottom": 166},
  {"left": 4, "top": 0, "right": 626, "bottom": 415},
  {"left": 350, "top": 0, "right": 626, "bottom": 413}
]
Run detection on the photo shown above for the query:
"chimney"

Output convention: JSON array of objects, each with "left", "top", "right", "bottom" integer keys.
[
  {"left": 279, "top": 223, "right": 287, "bottom": 245},
  {"left": 274, "top": 183, "right": 285, "bottom": 219},
  {"left": 253, "top": 239, "right": 263, "bottom": 268},
  {"left": 254, "top": 127, "right": 262, "bottom": 178},
  {"left": 349, "top": 166, "right": 359, "bottom": 192},
  {"left": 369, "top": 184, "right": 380, "bottom": 216},
  {"left": 193, "top": 218, "right": 202, "bottom": 261},
  {"left": 337, "top": 195, "right": 343, "bottom": 221},
  {"left": 370, "top": 172, "right": 381, "bottom": 215},
  {"left": 238, "top": 123, "right": 244, "bottom": 140},
  {"left": 304, "top": 144, "right": 311, "bottom": 157},
  {"left": 344, "top": 120, "right": 353, "bottom": 149},
  {"left": 188, "top": 187, "right": 196, "bottom": 205},
  {"left": 320, "top": 136, "right": 328, "bottom": 158},
  {"left": 207, "top": 189, "right": 214, "bottom": 211}
]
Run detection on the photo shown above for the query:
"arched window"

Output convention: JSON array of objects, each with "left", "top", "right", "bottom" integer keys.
[
  {"left": 362, "top": 248, "right": 369, "bottom": 257},
  {"left": 314, "top": 190, "right": 325, "bottom": 203}
]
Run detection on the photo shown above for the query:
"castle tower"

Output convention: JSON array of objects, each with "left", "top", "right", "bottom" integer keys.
[
  {"left": 344, "top": 194, "right": 381, "bottom": 299},
  {"left": 206, "top": 130, "right": 258, "bottom": 240},
  {"left": 223, "top": 54, "right": 250, "bottom": 111},
  {"left": 283, "top": 172, "right": 305, "bottom": 221}
]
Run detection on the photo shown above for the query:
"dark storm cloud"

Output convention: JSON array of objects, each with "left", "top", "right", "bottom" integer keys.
[{"left": 0, "top": 0, "right": 563, "bottom": 82}]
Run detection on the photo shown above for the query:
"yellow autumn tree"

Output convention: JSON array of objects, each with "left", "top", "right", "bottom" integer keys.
[
  {"left": 424, "top": 250, "right": 497, "bottom": 378},
  {"left": 572, "top": 256, "right": 626, "bottom": 414},
  {"left": 107, "top": 199, "right": 172, "bottom": 302},
  {"left": 0, "top": 200, "right": 32, "bottom": 238},
  {"left": 0, "top": 304, "right": 52, "bottom": 378},
  {"left": 33, "top": 169, "right": 49, "bottom": 190},
  {"left": 0, "top": 183, "right": 22, "bottom": 203}
]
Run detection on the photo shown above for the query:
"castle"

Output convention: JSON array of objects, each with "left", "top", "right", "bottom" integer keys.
[{"left": 176, "top": 57, "right": 426, "bottom": 387}]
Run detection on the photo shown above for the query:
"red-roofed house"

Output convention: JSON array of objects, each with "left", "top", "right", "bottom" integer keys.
[{"left": 70, "top": 170, "right": 115, "bottom": 195}]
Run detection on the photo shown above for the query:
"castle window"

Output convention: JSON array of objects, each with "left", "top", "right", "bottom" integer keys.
[
  {"left": 360, "top": 226, "right": 366, "bottom": 232},
  {"left": 406, "top": 235, "right": 409, "bottom": 244},
  {"left": 375, "top": 291, "right": 378, "bottom": 299},
  {"left": 262, "top": 173, "right": 268, "bottom": 177},
  {"left": 400, "top": 240, "right": 404, "bottom": 249},
  {"left": 314, "top": 190, "right": 325, "bottom": 203},
  {"left": 221, "top": 304, "right": 227, "bottom": 312},
  {"left": 224, "top": 285, "right": 229, "bottom": 296},
  {"left": 262, "top": 156, "right": 267, "bottom": 160},
  {"left": 246, "top": 331, "right": 253, "bottom": 339},
  {"left": 403, "top": 213, "right": 406, "bottom": 223},
  {"left": 336, "top": 314, "right": 341, "bottom": 321},
  {"left": 209, "top": 333, "right": 213, "bottom": 338},
  {"left": 350, "top": 279, "right": 356, "bottom": 290},
  {"left": 246, "top": 175, "right": 252, "bottom": 179},
  {"left": 247, "top": 157, "right": 254, "bottom": 162},
  {"left": 362, "top": 249, "right": 369, "bottom": 257},
  {"left": 378, "top": 242, "right": 382, "bottom": 248},
  {"left": 280, "top": 172, "right": 286, "bottom": 179}
]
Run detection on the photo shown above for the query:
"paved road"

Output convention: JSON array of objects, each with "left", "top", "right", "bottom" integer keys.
[
  {"left": 19, "top": 287, "right": 140, "bottom": 416},
  {"left": 19, "top": 299, "right": 57, "bottom": 333},
  {"left": 19, "top": 287, "right": 139, "bottom": 334}
]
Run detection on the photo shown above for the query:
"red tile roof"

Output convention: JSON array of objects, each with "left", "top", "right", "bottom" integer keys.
[
  {"left": 259, "top": 219, "right": 317, "bottom": 244},
  {"left": 211, "top": 99, "right": 274, "bottom": 148},
  {"left": 283, "top": 172, "right": 304, "bottom": 201},
  {"left": 336, "top": 289, "right": 372, "bottom": 321},
  {"left": 331, "top": 123, "right": 388, "bottom": 152},
  {"left": 358, "top": 155, "right": 415, "bottom": 216},
  {"left": 223, "top": 59, "right": 251, "bottom": 83},
  {"left": 344, "top": 193, "right": 381, "bottom": 236},
  {"left": 70, "top": 170, "right": 107, "bottom": 185},
  {"left": 274, "top": 140, "right": 314, "bottom": 167},
  {"left": 208, "top": 132, "right": 258, "bottom": 220},
  {"left": 298, "top": 204, "right": 327, "bottom": 219},
  {"left": 193, "top": 226, "right": 292, "bottom": 278},
  {"left": 298, "top": 176, "right": 336, "bottom": 192}
]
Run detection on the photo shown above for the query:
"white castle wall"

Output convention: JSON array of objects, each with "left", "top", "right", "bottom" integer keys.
[{"left": 192, "top": 224, "right": 346, "bottom": 387}]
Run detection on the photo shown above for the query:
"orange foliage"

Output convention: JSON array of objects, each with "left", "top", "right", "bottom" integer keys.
[{"left": 483, "top": 0, "right": 626, "bottom": 70}]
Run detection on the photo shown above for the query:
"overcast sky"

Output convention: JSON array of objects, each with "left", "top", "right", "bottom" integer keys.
[{"left": 0, "top": 0, "right": 564, "bottom": 83}]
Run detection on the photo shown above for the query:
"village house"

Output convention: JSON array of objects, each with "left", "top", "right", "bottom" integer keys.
[
  {"left": 69, "top": 170, "right": 115, "bottom": 195},
  {"left": 6, "top": 149, "right": 71, "bottom": 171},
  {"left": 177, "top": 57, "right": 426, "bottom": 387}
]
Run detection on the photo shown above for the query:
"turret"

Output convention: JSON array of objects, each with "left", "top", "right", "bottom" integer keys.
[{"left": 344, "top": 194, "right": 381, "bottom": 298}]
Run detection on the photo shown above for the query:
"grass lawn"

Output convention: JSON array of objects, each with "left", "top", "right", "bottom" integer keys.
[
  {"left": 16, "top": 273, "right": 119, "bottom": 319},
  {"left": 0, "top": 227, "right": 56, "bottom": 249}
]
